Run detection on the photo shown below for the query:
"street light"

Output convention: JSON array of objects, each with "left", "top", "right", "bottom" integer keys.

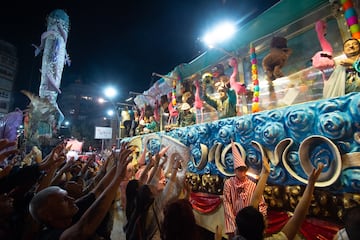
[
  {"left": 103, "top": 86, "right": 121, "bottom": 147},
  {"left": 107, "top": 109, "right": 115, "bottom": 116},
  {"left": 104, "top": 87, "right": 117, "bottom": 99},
  {"left": 203, "top": 21, "right": 236, "bottom": 48},
  {"left": 202, "top": 21, "right": 237, "bottom": 57}
]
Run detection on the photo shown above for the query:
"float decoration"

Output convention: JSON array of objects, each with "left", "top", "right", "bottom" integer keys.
[
  {"left": 250, "top": 43, "right": 260, "bottom": 113},
  {"left": 228, "top": 57, "right": 247, "bottom": 115},
  {"left": 312, "top": 19, "right": 335, "bottom": 80},
  {"left": 32, "top": 9, "right": 70, "bottom": 127},
  {"left": 262, "top": 37, "right": 292, "bottom": 107},
  {"left": 341, "top": 0, "right": 360, "bottom": 39},
  {"left": 23, "top": 9, "right": 70, "bottom": 147},
  {"left": 21, "top": 90, "right": 59, "bottom": 146},
  {"left": 172, "top": 77, "right": 177, "bottom": 106},
  {"left": 194, "top": 78, "right": 204, "bottom": 123},
  {"left": 0, "top": 108, "right": 23, "bottom": 148}
]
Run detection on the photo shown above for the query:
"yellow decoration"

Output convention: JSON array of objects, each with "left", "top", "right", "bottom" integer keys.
[{"left": 252, "top": 102, "right": 260, "bottom": 112}]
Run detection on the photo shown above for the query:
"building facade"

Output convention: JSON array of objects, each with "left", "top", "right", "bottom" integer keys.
[{"left": 0, "top": 40, "right": 18, "bottom": 117}]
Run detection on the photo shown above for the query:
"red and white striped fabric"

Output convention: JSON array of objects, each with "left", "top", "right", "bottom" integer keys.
[
  {"left": 231, "top": 139, "right": 246, "bottom": 169},
  {"left": 223, "top": 176, "right": 267, "bottom": 234}
]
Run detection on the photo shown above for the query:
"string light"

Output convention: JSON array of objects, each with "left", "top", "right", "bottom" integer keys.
[
  {"left": 250, "top": 43, "right": 260, "bottom": 112},
  {"left": 341, "top": 0, "right": 360, "bottom": 39},
  {"left": 172, "top": 78, "right": 177, "bottom": 106}
]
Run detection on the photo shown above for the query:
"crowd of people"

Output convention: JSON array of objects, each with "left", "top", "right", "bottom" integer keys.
[
  {"left": 0, "top": 137, "right": 219, "bottom": 240},
  {"left": 2, "top": 37, "right": 360, "bottom": 239},
  {"left": 1, "top": 135, "right": 359, "bottom": 240}
]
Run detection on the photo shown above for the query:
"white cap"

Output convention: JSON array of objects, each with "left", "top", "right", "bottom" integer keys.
[{"left": 181, "top": 103, "right": 191, "bottom": 111}]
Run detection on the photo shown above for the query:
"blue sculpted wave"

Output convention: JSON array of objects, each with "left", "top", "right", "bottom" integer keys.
[
  {"left": 317, "top": 111, "right": 352, "bottom": 140},
  {"left": 131, "top": 93, "right": 360, "bottom": 193},
  {"left": 284, "top": 106, "right": 315, "bottom": 141},
  {"left": 342, "top": 168, "right": 360, "bottom": 192}
]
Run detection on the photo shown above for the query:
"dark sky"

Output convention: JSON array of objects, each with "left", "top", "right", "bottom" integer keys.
[{"left": 1, "top": 0, "right": 279, "bottom": 110}]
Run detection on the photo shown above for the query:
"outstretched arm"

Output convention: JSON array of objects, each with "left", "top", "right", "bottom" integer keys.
[
  {"left": 147, "top": 153, "right": 161, "bottom": 185},
  {"left": 60, "top": 144, "right": 132, "bottom": 240},
  {"left": 83, "top": 153, "right": 114, "bottom": 193},
  {"left": 137, "top": 144, "right": 147, "bottom": 166},
  {"left": 36, "top": 143, "right": 66, "bottom": 192},
  {"left": 281, "top": 163, "right": 323, "bottom": 240},
  {"left": 250, "top": 154, "right": 270, "bottom": 208},
  {"left": 159, "top": 157, "right": 180, "bottom": 204},
  {"left": 138, "top": 153, "right": 153, "bottom": 184},
  {"left": 0, "top": 139, "right": 18, "bottom": 164}
]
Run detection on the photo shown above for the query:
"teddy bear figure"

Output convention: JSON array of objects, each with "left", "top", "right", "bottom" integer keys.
[{"left": 262, "top": 36, "right": 292, "bottom": 81}]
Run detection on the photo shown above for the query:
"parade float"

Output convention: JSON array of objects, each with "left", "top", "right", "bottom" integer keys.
[
  {"left": 21, "top": 9, "right": 70, "bottom": 149},
  {"left": 125, "top": 0, "right": 360, "bottom": 239}
]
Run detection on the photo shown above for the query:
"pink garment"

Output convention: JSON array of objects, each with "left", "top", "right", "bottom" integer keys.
[{"left": 223, "top": 176, "right": 267, "bottom": 234}]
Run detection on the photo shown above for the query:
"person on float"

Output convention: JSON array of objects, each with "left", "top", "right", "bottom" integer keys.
[
  {"left": 202, "top": 76, "right": 237, "bottom": 119},
  {"left": 323, "top": 38, "right": 360, "bottom": 98},
  {"left": 177, "top": 103, "right": 196, "bottom": 127},
  {"left": 223, "top": 140, "right": 267, "bottom": 239}
]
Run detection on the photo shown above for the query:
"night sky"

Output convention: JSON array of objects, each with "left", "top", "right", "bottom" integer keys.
[{"left": 0, "top": 0, "right": 279, "bottom": 110}]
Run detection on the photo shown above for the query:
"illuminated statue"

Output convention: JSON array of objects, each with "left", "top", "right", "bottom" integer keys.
[
  {"left": 32, "top": 9, "right": 71, "bottom": 129},
  {"left": 22, "top": 9, "right": 70, "bottom": 146}
]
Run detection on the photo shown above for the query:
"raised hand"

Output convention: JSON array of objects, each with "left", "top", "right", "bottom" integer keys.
[
  {"left": 39, "top": 142, "right": 66, "bottom": 171},
  {"left": 0, "top": 165, "right": 13, "bottom": 178},
  {"left": 159, "top": 154, "right": 168, "bottom": 169},
  {"left": 0, "top": 139, "right": 17, "bottom": 150},
  {"left": 261, "top": 153, "right": 271, "bottom": 175},
  {"left": 214, "top": 225, "right": 223, "bottom": 240},
  {"left": 114, "top": 146, "right": 133, "bottom": 180},
  {"left": 153, "top": 153, "right": 161, "bottom": 167},
  {"left": 308, "top": 163, "right": 324, "bottom": 185},
  {"left": 0, "top": 139, "right": 18, "bottom": 163}
]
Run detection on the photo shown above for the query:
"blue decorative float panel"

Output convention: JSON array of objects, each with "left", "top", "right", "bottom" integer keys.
[{"left": 124, "top": 92, "right": 360, "bottom": 195}]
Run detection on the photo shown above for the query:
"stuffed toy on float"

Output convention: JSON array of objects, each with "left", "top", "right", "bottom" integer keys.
[
  {"left": 262, "top": 36, "right": 292, "bottom": 106},
  {"left": 211, "top": 63, "right": 225, "bottom": 78},
  {"left": 262, "top": 36, "right": 292, "bottom": 81},
  {"left": 228, "top": 57, "right": 247, "bottom": 115},
  {"left": 202, "top": 72, "right": 214, "bottom": 86},
  {"left": 194, "top": 77, "right": 204, "bottom": 124},
  {"left": 201, "top": 72, "right": 215, "bottom": 96},
  {"left": 312, "top": 19, "right": 335, "bottom": 80}
]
